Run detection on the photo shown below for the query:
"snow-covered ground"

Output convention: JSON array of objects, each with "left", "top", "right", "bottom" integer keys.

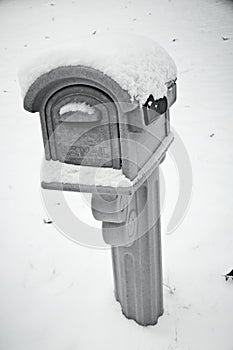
[{"left": 0, "top": 0, "right": 233, "bottom": 349}]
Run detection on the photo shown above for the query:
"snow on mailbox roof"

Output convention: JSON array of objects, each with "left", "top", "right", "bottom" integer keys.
[{"left": 18, "top": 33, "right": 177, "bottom": 105}]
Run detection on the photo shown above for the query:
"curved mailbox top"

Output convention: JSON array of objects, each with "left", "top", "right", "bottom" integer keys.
[
  {"left": 19, "top": 33, "right": 177, "bottom": 110},
  {"left": 21, "top": 65, "right": 134, "bottom": 113}
]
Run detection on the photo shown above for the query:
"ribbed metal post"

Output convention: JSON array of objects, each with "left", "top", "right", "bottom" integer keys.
[{"left": 111, "top": 168, "right": 163, "bottom": 326}]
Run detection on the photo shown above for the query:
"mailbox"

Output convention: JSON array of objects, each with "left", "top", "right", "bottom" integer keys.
[
  {"left": 42, "top": 84, "right": 121, "bottom": 169},
  {"left": 20, "top": 35, "right": 177, "bottom": 326}
]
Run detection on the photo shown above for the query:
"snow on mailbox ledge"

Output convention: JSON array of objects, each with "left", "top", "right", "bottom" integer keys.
[
  {"left": 18, "top": 33, "right": 177, "bottom": 105},
  {"left": 42, "top": 160, "right": 133, "bottom": 190}
]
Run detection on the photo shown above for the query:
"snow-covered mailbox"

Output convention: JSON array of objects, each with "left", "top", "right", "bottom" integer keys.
[{"left": 19, "top": 34, "right": 177, "bottom": 326}]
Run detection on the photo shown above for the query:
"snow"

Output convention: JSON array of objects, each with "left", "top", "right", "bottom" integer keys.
[
  {"left": 1, "top": 0, "right": 233, "bottom": 349},
  {"left": 59, "top": 102, "right": 95, "bottom": 116},
  {"left": 18, "top": 32, "right": 177, "bottom": 105},
  {"left": 42, "top": 160, "right": 132, "bottom": 188}
]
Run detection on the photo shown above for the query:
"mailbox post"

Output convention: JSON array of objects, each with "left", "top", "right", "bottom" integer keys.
[{"left": 20, "top": 36, "right": 177, "bottom": 326}]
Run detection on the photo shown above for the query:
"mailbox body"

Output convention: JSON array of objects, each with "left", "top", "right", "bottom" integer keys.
[
  {"left": 41, "top": 85, "right": 121, "bottom": 169},
  {"left": 23, "top": 65, "right": 176, "bottom": 192}
]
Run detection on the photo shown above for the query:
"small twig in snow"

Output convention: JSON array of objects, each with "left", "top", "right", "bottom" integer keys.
[
  {"left": 179, "top": 69, "right": 191, "bottom": 75},
  {"left": 181, "top": 304, "right": 191, "bottom": 309},
  {"left": 174, "top": 325, "right": 178, "bottom": 343},
  {"left": 29, "top": 263, "right": 37, "bottom": 270},
  {"left": 223, "top": 269, "right": 233, "bottom": 281},
  {"left": 43, "top": 218, "right": 53, "bottom": 224},
  {"left": 163, "top": 282, "right": 176, "bottom": 294}
]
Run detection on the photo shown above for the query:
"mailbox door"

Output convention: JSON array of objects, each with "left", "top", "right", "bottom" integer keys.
[{"left": 45, "top": 86, "right": 121, "bottom": 169}]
